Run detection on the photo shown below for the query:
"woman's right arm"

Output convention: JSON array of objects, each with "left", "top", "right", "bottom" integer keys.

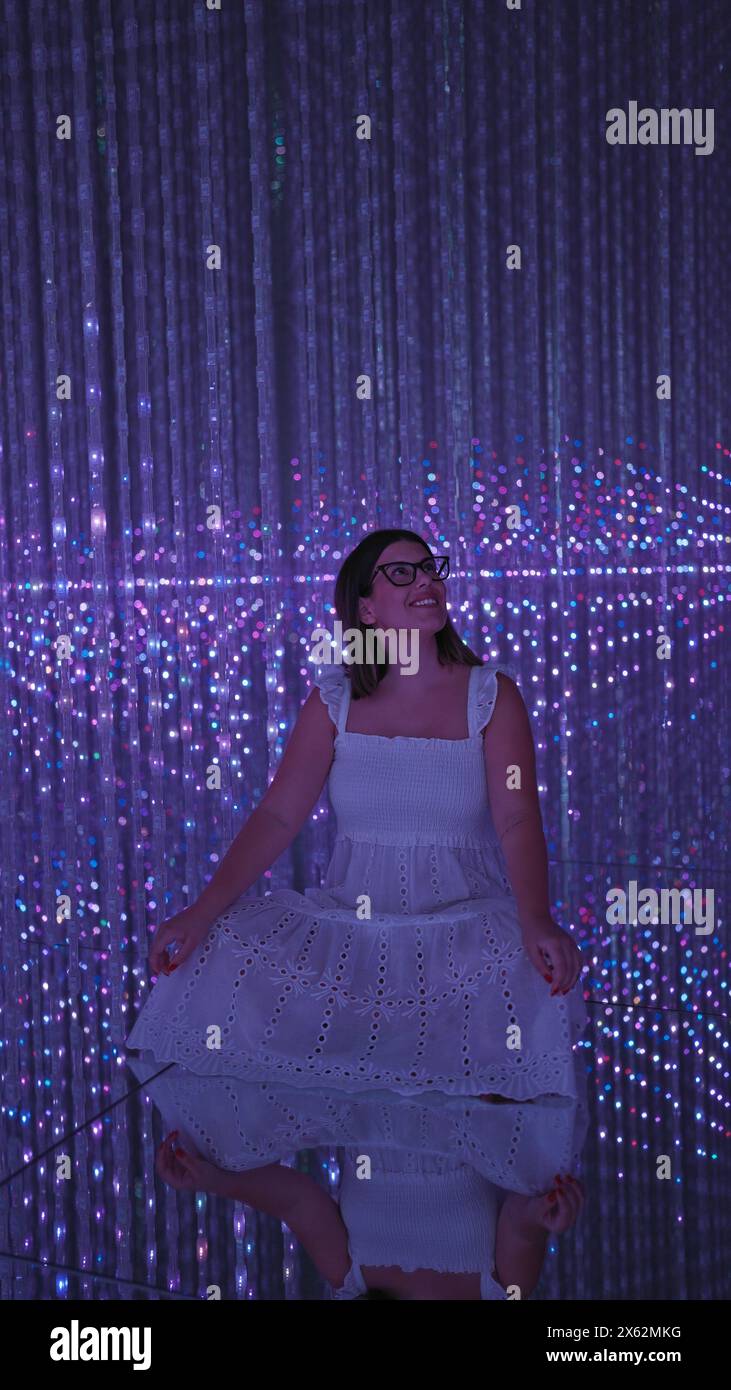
[
  {"left": 197, "top": 687, "right": 337, "bottom": 919},
  {"left": 149, "top": 688, "right": 336, "bottom": 972}
]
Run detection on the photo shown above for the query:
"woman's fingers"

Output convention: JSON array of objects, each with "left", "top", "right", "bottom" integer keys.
[
  {"left": 523, "top": 921, "right": 583, "bottom": 994},
  {"left": 163, "top": 936, "right": 198, "bottom": 972},
  {"left": 541, "top": 1191, "right": 558, "bottom": 1224},
  {"left": 527, "top": 937, "right": 567, "bottom": 992},
  {"left": 544, "top": 1191, "right": 571, "bottom": 1232},
  {"left": 155, "top": 1136, "right": 175, "bottom": 1184},
  {"left": 539, "top": 943, "right": 560, "bottom": 984},
  {"left": 543, "top": 1175, "right": 584, "bottom": 1232},
  {"left": 155, "top": 1132, "right": 197, "bottom": 1190},
  {"left": 565, "top": 947, "right": 583, "bottom": 992},
  {"left": 561, "top": 940, "right": 581, "bottom": 992},
  {"left": 150, "top": 931, "right": 188, "bottom": 977},
  {"left": 547, "top": 939, "right": 576, "bottom": 991},
  {"left": 555, "top": 1179, "right": 581, "bottom": 1225},
  {"left": 149, "top": 909, "right": 212, "bottom": 976},
  {"left": 524, "top": 938, "right": 549, "bottom": 980},
  {"left": 149, "top": 925, "right": 178, "bottom": 975},
  {"left": 155, "top": 1133, "right": 179, "bottom": 1183},
  {"left": 550, "top": 944, "right": 569, "bottom": 992},
  {"left": 543, "top": 942, "right": 570, "bottom": 992},
  {"left": 544, "top": 940, "right": 583, "bottom": 995},
  {"left": 565, "top": 1174, "right": 584, "bottom": 1208}
]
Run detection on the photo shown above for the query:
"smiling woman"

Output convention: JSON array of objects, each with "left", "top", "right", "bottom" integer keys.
[
  {"left": 127, "top": 523, "right": 586, "bottom": 1105},
  {"left": 330, "top": 528, "right": 483, "bottom": 699},
  {"left": 309, "top": 534, "right": 468, "bottom": 677},
  {"left": 125, "top": 524, "right": 587, "bottom": 1303}
]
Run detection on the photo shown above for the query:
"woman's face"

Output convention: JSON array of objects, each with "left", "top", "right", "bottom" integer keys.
[{"left": 357, "top": 540, "right": 447, "bottom": 635}]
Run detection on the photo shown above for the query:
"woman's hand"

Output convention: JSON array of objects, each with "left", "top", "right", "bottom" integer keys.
[
  {"left": 525, "top": 1175, "right": 585, "bottom": 1234},
  {"left": 155, "top": 1131, "right": 235, "bottom": 1197},
  {"left": 503, "top": 1175, "right": 585, "bottom": 1237},
  {"left": 148, "top": 902, "right": 216, "bottom": 976},
  {"left": 520, "top": 915, "right": 583, "bottom": 995}
]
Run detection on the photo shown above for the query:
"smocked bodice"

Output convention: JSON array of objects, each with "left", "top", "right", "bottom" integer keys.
[
  {"left": 331, "top": 1147, "right": 508, "bottom": 1300},
  {"left": 314, "top": 662, "right": 515, "bottom": 849}
]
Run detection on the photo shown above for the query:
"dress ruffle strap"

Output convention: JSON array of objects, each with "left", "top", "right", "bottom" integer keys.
[
  {"left": 312, "top": 663, "right": 348, "bottom": 732},
  {"left": 472, "top": 663, "right": 521, "bottom": 737}
]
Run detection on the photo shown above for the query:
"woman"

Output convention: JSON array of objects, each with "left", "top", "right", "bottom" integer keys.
[{"left": 124, "top": 527, "right": 588, "bottom": 1292}]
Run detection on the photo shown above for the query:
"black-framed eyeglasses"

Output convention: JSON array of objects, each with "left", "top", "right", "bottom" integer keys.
[{"left": 369, "top": 555, "right": 450, "bottom": 587}]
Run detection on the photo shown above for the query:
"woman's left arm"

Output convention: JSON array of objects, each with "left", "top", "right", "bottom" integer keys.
[
  {"left": 493, "top": 1192, "right": 549, "bottom": 1299},
  {"left": 483, "top": 674, "right": 582, "bottom": 993},
  {"left": 494, "top": 1182, "right": 585, "bottom": 1298}
]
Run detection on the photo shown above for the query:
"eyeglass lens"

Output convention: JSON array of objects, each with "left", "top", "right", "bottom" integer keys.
[{"left": 383, "top": 558, "right": 447, "bottom": 584}]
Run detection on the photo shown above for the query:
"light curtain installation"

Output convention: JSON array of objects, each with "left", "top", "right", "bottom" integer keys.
[{"left": 0, "top": 0, "right": 729, "bottom": 1300}]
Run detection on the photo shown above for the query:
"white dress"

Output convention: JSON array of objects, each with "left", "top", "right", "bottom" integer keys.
[{"left": 123, "top": 662, "right": 588, "bottom": 1181}]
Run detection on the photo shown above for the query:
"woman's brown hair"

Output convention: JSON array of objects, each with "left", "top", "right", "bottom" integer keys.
[{"left": 332, "top": 528, "right": 484, "bottom": 699}]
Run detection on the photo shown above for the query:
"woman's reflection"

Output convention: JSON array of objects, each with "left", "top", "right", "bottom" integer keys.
[{"left": 150, "top": 1111, "right": 584, "bottom": 1301}]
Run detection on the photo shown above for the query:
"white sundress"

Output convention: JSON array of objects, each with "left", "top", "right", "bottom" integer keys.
[{"left": 123, "top": 661, "right": 589, "bottom": 1183}]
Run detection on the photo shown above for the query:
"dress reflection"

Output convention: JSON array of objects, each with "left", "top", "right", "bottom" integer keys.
[{"left": 123, "top": 1061, "right": 587, "bottom": 1300}]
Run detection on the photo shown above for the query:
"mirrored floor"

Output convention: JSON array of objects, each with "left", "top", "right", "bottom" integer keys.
[{"left": 1, "top": 904, "right": 729, "bottom": 1302}]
